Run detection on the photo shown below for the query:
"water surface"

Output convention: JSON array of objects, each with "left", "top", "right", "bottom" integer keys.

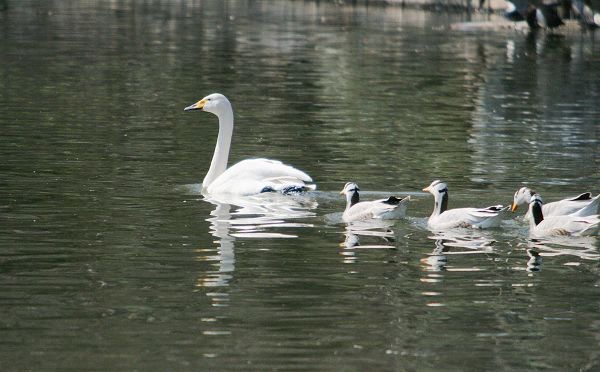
[{"left": 1, "top": 1, "right": 599, "bottom": 371}]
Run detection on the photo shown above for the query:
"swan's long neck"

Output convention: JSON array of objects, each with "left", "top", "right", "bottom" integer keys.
[
  {"left": 431, "top": 189, "right": 448, "bottom": 217},
  {"left": 203, "top": 108, "right": 234, "bottom": 190}
]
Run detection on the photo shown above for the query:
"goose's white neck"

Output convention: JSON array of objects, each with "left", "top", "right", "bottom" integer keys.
[
  {"left": 430, "top": 190, "right": 449, "bottom": 218},
  {"left": 202, "top": 108, "right": 234, "bottom": 191},
  {"left": 345, "top": 191, "right": 360, "bottom": 211},
  {"left": 528, "top": 200, "right": 544, "bottom": 228}
]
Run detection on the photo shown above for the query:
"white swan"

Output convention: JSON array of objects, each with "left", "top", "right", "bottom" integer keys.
[
  {"left": 340, "top": 182, "right": 410, "bottom": 222},
  {"left": 184, "top": 93, "right": 315, "bottom": 196},
  {"left": 527, "top": 194, "right": 599, "bottom": 237},
  {"left": 423, "top": 180, "right": 509, "bottom": 230},
  {"left": 512, "top": 186, "right": 599, "bottom": 218}
]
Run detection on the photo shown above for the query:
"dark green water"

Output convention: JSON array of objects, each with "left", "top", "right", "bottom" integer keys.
[{"left": 1, "top": 1, "right": 599, "bottom": 371}]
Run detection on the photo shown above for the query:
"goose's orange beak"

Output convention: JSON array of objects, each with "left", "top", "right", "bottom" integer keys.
[{"left": 510, "top": 202, "right": 519, "bottom": 212}]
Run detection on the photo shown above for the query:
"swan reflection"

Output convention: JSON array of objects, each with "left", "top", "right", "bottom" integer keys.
[{"left": 196, "top": 193, "right": 318, "bottom": 289}]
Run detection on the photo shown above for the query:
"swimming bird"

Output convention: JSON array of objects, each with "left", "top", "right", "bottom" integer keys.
[
  {"left": 340, "top": 182, "right": 410, "bottom": 222},
  {"left": 572, "top": 0, "right": 600, "bottom": 29},
  {"left": 504, "top": 0, "right": 526, "bottom": 21},
  {"left": 526, "top": 3, "right": 564, "bottom": 30},
  {"left": 184, "top": 93, "right": 315, "bottom": 196},
  {"left": 527, "top": 194, "right": 599, "bottom": 237},
  {"left": 422, "top": 180, "right": 509, "bottom": 230},
  {"left": 512, "top": 187, "right": 599, "bottom": 219}
]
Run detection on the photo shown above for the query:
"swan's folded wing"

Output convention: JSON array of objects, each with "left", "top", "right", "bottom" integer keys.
[{"left": 207, "top": 158, "right": 314, "bottom": 195}]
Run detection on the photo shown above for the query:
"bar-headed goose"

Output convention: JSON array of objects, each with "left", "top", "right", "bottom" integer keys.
[
  {"left": 527, "top": 194, "right": 599, "bottom": 237},
  {"left": 423, "top": 180, "right": 509, "bottom": 230},
  {"left": 512, "top": 187, "right": 599, "bottom": 219},
  {"left": 340, "top": 182, "right": 410, "bottom": 222},
  {"left": 184, "top": 93, "right": 315, "bottom": 196}
]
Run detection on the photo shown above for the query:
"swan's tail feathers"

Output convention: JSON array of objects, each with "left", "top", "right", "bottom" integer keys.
[{"left": 303, "top": 183, "right": 317, "bottom": 191}]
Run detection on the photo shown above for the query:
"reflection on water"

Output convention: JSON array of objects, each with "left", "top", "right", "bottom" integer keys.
[
  {"left": 1, "top": 1, "right": 599, "bottom": 371},
  {"left": 340, "top": 219, "right": 396, "bottom": 263},
  {"left": 420, "top": 231, "right": 496, "bottom": 281},
  {"left": 195, "top": 189, "right": 318, "bottom": 289},
  {"left": 526, "top": 249, "right": 542, "bottom": 272},
  {"left": 420, "top": 240, "right": 449, "bottom": 272},
  {"left": 197, "top": 201, "right": 235, "bottom": 289},
  {"left": 525, "top": 236, "right": 600, "bottom": 261}
]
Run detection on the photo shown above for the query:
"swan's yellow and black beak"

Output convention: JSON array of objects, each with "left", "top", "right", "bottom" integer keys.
[
  {"left": 184, "top": 99, "right": 206, "bottom": 112},
  {"left": 510, "top": 202, "right": 518, "bottom": 212}
]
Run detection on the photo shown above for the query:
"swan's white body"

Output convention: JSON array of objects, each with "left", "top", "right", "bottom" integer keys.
[
  {"left": 184, "top": 93, "right": 315, "bottom": 196},
  {"left": 527, "top": 194, "right": 600, "bottom": 237},
  {"left": 340, "top": 182, "right": 410, "bottom": 222},
  {"left": 423, "top": 180, "right": 509, "bottom": 230},
  {"left": 512, "top": 186, "right": 599, "bottom": 219}
]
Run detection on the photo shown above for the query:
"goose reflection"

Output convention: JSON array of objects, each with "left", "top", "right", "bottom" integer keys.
[
  {"left": 428, "top": 229, "right": 496, "bottom": 252},
  {"left": 420, "top": 230, "right": 496, "bottom": 276},
  {"left": 340, "top": 219, "right": 396, "bottom": 263},
  {"left": 526, "top": 249, "right": 542, "bottom": 272},
  {"left": 525, "top": 235, "right": 600, "bottom": 262},
  {"left": 196, "top": 193, "right": 318, "bottom": 289},
  {"left": 420, "top": 240, "right": 449, "bottom": 272}
]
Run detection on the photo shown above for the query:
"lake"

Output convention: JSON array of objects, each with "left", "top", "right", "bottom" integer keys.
[{"left": 1, "top": 1, "right": 599, "bottom": 371}]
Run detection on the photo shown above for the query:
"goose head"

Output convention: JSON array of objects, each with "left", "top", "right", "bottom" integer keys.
[
  {"left": 423, "top": 180, "right": 448, "bottom": 195},
  {"left": 340, "top": 182, "right": 360, "bottom": 208},
  {"left": 423, "top": 180, "right": 449, "bottom": 215},
  {"left": 512, "top": 186, "right": 534, "bottom": 212},
  {"left": 528, "top": 194, "right": 544, "bottom": 226},
  {"left": 184, "top": 93, "right": 232, "bottom": 117}
]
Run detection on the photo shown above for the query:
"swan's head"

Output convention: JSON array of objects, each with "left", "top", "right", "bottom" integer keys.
[
  {"left": 511, "top": 186, "right": 534, "bottom": 212},
  {"left": 422, "top": 180, "right": 448, "bottom": 196},
  {"left": 184, "top": 93, "right": 232, "bottom": 116},
  {"left": 340, "top": 182, "right": 359, "bottom": 196}
]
